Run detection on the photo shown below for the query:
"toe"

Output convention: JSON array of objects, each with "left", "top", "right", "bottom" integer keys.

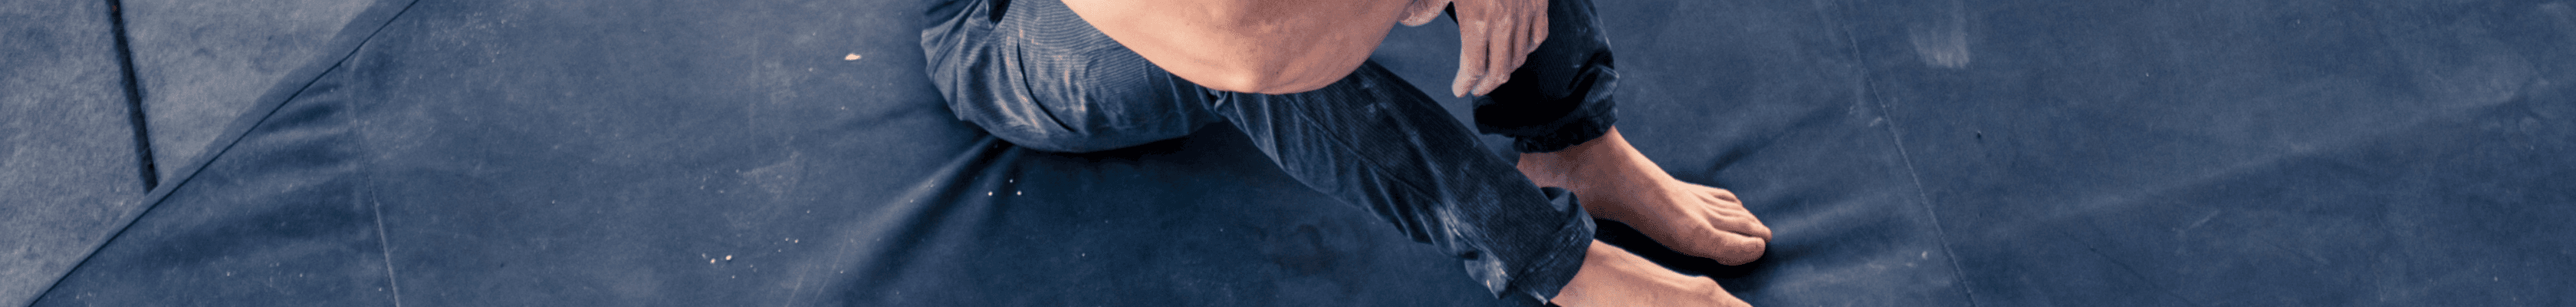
[
  {"left": 1705, "top": 187, "right": 1740, "bottom": 203},
  {"left": 1749, "top": 222, "right": 1773, "bottom": 240},
  {"left": 1669, "top": 220, "right": 1767, "bottom": 264},
  {"left": 1711, "top": 233, "right": 1767, "bottom": 266},
  {"left": 1715, "top": 210, "right": 1771, "bottom": 240}
]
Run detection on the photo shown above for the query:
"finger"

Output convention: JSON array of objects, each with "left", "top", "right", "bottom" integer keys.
[
  {"left": 1401, "top": 0, "right": 1447, "bottom": 26},
  {"left": 1490, "top": 7, "right": 1541, "bottom": 95},
  {"left": 1484, "top": 19, "right": 1520, "bottom": 95},
  {"left": 1477, "top": 5, "right": 1539, "bottom": 95},
  {"left": 1505, "top": 18, "right": 1530, "bottom": 74},
  {"left": 1527, "top": 8, "right": 1547, "bottom": 68},
  {"left": 1511, "top": 28, "right": 1531, "bottom": 72},
  {"left": 1530, "top": 2, "right": 1548, "bottom": 51},
  {"left": 1470, "top": 17, "right": 1516, "bottom": 95},
  {"left": 1500, "top": 2, "right": 1547, "bottom": 91},
  {"left": 1452, "top": 12, "right": 1490, "bottom": 97}
]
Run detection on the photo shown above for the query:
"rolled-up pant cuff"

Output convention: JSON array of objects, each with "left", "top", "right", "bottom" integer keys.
[
  {"left": 1486, "top": 187, "right": 1595, "bottom": 302},
  {"left": 1469, "top": 0, "right": 1619, "bottom": 154}
]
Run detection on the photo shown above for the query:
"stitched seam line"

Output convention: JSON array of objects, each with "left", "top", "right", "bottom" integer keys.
[{"left": 30, "top": 1, "right": 428, "bottom": 305}]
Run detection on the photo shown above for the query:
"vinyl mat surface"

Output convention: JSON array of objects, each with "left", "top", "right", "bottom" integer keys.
[{"left": 5, "top": 0, "right": 2571, "bottom": 306}]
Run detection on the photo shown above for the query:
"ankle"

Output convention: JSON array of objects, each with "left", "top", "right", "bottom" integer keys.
[
  {"left": 1520, "top": 128, "right": 1666, "bottom": 190},
  {"left": 1516, "top": 151, "right": 1582, "bottom": 188}
]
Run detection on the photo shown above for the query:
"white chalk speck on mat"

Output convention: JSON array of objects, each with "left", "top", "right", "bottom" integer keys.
[{"left": 843, "top": 53, "right": 862, "bottom": 61}]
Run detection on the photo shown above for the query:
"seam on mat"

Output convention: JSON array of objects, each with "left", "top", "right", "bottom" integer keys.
[
  {"left": 1809, "top": 0, "right": 1982, "bottom": 305},
  {"left": 104, "top": 0, "right": 159, "bottom": 190},
  {"left": 29, "top": 1, "right": 426, "bottom": 305},
  {"left": 371, "top": 200, "right": 404, "bottom": 307}
]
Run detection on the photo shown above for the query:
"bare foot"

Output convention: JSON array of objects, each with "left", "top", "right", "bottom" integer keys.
[
  {"left": 1518, "top": 127, "right": 1772, "bottom": 265},
  {"left": 1554, "top": 240, "right": 1753, "bottom": 307}
]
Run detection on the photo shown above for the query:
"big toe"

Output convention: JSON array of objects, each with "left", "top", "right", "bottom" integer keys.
[
  {"left": 1731, "top": 215, "right": 1773, "bottom": 240},
  {"left": 1665, "top": 223, "right": 1768, "bottom": 265},
  {"left": 1698, "top": 232, "right": 1768, "bottom": 266}
]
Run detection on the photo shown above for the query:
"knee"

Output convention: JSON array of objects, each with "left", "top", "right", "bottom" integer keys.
[
  {"left": 944, "top": 84, "right": 1217, "bottom": 154},
  {"left": 968, "top": 111, "right": 1205, "bottom": 154},
  {"left": 918, "top": 0, "right": 1217, "bottom": 153}
]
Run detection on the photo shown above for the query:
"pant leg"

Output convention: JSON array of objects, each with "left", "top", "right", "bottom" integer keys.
[
  {"left": 1208, "top": 62, "right": 1592, "bottom": 304},
  {"left": 921, "top": 0, "right": 1220, "bottom": 153},
  {"left": 1472, "top": 0, "right": 1621, "bottom": 154},
  {"left": 921, "top": 0, "right": 1594, "bottom": 303}
]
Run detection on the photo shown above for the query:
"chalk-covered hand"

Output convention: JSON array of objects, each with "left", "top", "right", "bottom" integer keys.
[{"left": 1401, "top": 0, "right": 1546, "bottom": 97}]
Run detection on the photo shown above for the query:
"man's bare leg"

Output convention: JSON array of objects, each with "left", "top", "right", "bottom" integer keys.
[
  {"left": 1517, "top": 127, "right": 1773, "bottom": 265},
  {"left": 1554, "top": 240, "right": 1753, "bottom": 306}
]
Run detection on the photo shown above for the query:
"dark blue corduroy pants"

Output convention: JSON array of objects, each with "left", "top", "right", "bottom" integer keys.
[{"left": 919, "top": 0, "right": 1622, "bottom": 303}]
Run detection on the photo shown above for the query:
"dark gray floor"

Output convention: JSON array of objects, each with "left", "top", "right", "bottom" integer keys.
[
  {"left": 0, "top": 2, "right": 147, "bottom": 305},
  {"left": 123, "top": 0, "right": 370, "bottom": 181},
  {"left": 1836, "top": 2, "right": 2576, "bottom": 305},
  {"left": 8, "top": 0, "right": 2573, "bottom": 306}
]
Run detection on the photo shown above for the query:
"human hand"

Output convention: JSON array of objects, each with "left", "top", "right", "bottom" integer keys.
[
  {"left": 1400, "top": 0, "right": 1546, "bottom": 97},
  {"left": 1554, "top": 240, "right": 1753, "bottom": 307}
]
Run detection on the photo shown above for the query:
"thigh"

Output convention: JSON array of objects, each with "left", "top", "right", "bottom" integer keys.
[{"left": 922, "top": 0, "right": 1221, "bottom": 153}]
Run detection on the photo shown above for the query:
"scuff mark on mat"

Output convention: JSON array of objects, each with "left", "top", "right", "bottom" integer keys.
[{"left": 1908, "top": 0, "right": 1970, "bottom": 68}]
